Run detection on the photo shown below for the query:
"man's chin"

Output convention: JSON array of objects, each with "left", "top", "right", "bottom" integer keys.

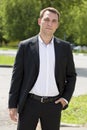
[{"left": 46, "top": 32, "right": 53, "bottom": 36}]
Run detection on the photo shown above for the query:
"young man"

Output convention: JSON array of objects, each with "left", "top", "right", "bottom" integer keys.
[{"left": 8, "top": 7, "right": 76, "bottom": 130}]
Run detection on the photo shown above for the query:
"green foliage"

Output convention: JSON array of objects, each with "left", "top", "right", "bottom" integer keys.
[
  {"left": 2, "top": 0, "right": 40, "bottom": 40},
  {"left": 0, "top": 0, "right": 87, "bottom": 46},
  {"left": 61, "top": 95, "right": 87, "bottom": 124}
]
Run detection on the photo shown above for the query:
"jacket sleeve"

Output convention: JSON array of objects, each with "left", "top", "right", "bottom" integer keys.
[
  {"left": 62, "top": 44, "right": 77, "bottom": 103},
  {"left": 8, "top": 43, "right": 24, "bottom": 108}
]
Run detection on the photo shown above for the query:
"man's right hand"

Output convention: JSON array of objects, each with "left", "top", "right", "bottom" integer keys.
[{"left": 9, "top": 108, "right": 18, "bottom": 122}]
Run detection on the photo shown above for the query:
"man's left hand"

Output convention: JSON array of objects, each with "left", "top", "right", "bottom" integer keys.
[{"left": 55, "top": 98, "right": 68, "bottom": 108}]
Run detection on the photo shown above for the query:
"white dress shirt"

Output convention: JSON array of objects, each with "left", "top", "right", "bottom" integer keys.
[{"left": 30, "top": 35, "right": 59, "bottom": 97}]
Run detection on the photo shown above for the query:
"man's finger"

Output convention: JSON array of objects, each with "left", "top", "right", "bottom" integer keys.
[{"left": 55, "top": 99, "right": 61, "bottom": 104}]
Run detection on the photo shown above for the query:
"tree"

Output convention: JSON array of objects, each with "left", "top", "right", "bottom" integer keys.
[
  {"left": 3, "top": 0, "right": 40, "bottom": 40},
  {"left": 0, "top": 0, "right": 87, "bottom": 46}
]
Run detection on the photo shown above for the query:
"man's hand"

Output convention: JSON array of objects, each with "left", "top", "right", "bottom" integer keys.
[
  {"left": 9, "top": 108, "right": 18, "bottom": 122},
  {"left": 55, "top": 98, "right": 68, "bottom": 108}
]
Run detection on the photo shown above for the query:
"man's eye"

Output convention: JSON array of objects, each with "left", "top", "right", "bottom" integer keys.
[
  {"left": 44, "top": 19, "right": 49, "bottom": 22},
  {"left": 52, "top": 20, "right": 57, "bottom": 23}
]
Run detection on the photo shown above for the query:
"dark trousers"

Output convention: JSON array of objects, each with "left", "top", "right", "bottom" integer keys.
[{"left": 17, "top": 96, "right": 62, "bottom": 130}]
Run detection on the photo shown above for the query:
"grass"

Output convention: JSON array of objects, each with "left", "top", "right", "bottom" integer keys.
[
  {"left": 0, "top": 46, "right": 17, "bottom": 50},
  {"left": 0, "top": 46, "right": 16, "bottom": 65},
  {"left": 61, "top": 95, "right": 87, "bottom": 125},
  {"left": 0, "top": 55, "right": 15, "bottom": 66}
]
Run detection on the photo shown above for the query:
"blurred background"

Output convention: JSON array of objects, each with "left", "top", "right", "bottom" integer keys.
[{"left": 0, "top": 0, "right": 87, "bottom": 51}]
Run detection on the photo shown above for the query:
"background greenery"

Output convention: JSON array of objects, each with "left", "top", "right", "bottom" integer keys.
[
  {"left": 61, "top": 95, "right": 87, "bottom": 125},
  {"left": 0, "top": 0, "right": 87, "bottom": 47}
]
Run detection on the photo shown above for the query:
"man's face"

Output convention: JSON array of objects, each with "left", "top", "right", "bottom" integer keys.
[{"left": 38, "top": 10, "right": 59, "bottom": 36}]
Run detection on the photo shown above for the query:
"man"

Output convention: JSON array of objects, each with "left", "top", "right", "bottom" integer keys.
[{"left": 8, "top": 7, "right": 76, "bottom": 130}]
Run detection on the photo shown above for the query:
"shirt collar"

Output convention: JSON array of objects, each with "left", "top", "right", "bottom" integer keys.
[{"left": 38, "top": 35, "right": 54, "bottom": 46}]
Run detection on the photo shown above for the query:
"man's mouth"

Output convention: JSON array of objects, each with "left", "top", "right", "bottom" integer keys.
[{"left": 46, "top": 28, "right": 52, "bottom": 30}]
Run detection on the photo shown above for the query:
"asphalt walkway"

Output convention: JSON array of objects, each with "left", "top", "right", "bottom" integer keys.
[{"left": 0, "top": 124, "right": 87, "bottom": 130}]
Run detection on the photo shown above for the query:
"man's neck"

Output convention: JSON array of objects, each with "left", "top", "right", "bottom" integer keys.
[{"left": 39, "top": 33, "right": 53, "bottom": 45}]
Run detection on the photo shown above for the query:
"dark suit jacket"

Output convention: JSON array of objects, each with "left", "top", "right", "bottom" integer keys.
[{"left": 8, "top": 35, "right": 76, "bottom": 113}]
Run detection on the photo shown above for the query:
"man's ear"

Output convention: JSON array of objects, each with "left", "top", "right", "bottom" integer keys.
[
  {"left": 57, "top": 22, "right": 60, "bottom": 29},
  {"left": 38, "top": 18, "right": 41, "bottom": 26}
]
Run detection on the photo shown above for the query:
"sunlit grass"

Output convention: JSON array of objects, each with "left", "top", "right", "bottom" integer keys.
[
  {"left": 61, "top": 95, "right": 87, "bottom": 125},
  {"left": 0, "top": 55, "right": 15, "bottom": 65}
]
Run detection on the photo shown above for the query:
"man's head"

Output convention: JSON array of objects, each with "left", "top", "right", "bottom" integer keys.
[
  {"left": 38, "top": 7, "right": 60, "bottom": 37},
  {"left": 39, "top": 7, "right": 60, "bottom": 21}
]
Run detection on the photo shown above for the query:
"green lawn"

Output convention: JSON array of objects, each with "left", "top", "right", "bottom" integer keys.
[
  {"left": 61, "top": 95, "right": 87, "bottom": 125},
  {"left": 0, "top": 46, "right": 16, "bottom": 65},
  {"left": 0, "top": 55, "right": 15, "bottom": 66}
]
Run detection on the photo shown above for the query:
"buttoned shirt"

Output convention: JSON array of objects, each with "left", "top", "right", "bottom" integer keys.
[{"left": 30, "top": 35, "right": 59, "bottom": 96}]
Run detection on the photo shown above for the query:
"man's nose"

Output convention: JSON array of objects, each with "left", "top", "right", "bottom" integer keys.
[{"left": 48, "top": 21, "right": 52, "bottom": 26}]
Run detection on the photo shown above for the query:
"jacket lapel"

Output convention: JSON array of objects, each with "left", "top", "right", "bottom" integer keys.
[
  {"left": 54, "top": 38, "right": 62, "bottom": 81},
  {"left": 29, "top": 35, "right": 39, "bottom": 72},
  {"left": 54, "top": 38, "right": 61, "bottom": 67}
]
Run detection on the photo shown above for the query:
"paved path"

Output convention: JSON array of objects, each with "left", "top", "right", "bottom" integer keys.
[
  {"left": 0, "top": 53, "right": 87, "bottom": 130},
  {"left": 73, "top": 54, "right": 87, "bottom": 96},
  {"left": 0, "top": 125, "right": 87, "bottom": 130},
  {"left": 0, "top": 49, "right": 17, "bottom": 56}
]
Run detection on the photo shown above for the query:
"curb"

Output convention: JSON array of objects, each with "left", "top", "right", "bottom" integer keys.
[
  {"left": 61, "top": 123, "right": 82, "bottom": 127},
  {"left": 0, "top": 65, "right": 13, "bottom": 68}
]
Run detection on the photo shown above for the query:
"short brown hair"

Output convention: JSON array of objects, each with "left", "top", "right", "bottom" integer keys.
[{"left": 40, "top": 7, "right": 60, "bottom": 21}]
